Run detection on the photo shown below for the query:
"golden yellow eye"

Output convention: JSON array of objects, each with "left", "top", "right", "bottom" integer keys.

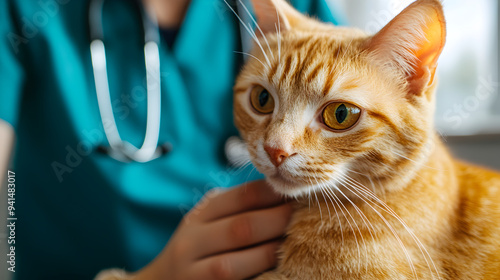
[
  {"left": 322, "top": 102, "right": 361, "bottom": 130},
  {"left": 250, "top": 86, "right": 275, "bottom": 114}
]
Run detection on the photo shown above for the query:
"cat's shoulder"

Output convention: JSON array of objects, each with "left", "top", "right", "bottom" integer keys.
[
  {"left": 454, "top": 160, "right": 500, "bottom": 208},
  {"left": 452, "top": 160, "right": 500, "bottom": 270},
  {"left": 455, "top": 160, "right": 500, "bottom": 188}
]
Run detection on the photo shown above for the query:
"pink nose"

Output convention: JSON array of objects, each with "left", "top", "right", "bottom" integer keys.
[{"left": 264, "top": 145, "right": 289, "bottom": 167}]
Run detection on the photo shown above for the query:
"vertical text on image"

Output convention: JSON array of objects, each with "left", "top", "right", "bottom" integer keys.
[{"left": 6, "top": 170, "right": 17, "bottom": 273}]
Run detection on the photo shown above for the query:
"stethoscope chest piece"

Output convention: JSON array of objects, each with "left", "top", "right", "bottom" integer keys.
[{"left": 96, "top": 142, "right": 172, "bottom": 163}]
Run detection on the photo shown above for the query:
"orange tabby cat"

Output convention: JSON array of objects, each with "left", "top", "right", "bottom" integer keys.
[{"left": 233, "top": 0, "right": 500, "bottom": 279}]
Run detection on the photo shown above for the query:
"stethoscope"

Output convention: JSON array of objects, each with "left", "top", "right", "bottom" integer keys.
[{"left": 89, "top": 0, "right": 253, "bottom": 163}]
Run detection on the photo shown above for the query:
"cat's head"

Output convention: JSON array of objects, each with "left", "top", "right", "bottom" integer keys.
[{"left": 233, "top": 0, "right": 446, "bottom": 198}]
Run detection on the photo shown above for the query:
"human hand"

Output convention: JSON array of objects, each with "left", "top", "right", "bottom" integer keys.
[{"left": 133, "top": 180, "right": 292, "bottom": 280}]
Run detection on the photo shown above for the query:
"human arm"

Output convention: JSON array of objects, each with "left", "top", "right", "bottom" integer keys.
[
  {"left": 96, "top": 181, "right": 292, "bottom": 280},
  {"left": 0, "top": 120, "right": 14, "bottom": 191}
]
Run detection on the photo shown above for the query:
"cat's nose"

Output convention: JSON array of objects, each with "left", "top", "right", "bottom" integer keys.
[{"left": 264, "top": 145, "right": 289, "bottom": 167}]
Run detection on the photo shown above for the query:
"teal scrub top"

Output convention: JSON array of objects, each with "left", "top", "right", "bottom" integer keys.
[{"left": 0, "top": 0, "right": 342, "bottom": 279}]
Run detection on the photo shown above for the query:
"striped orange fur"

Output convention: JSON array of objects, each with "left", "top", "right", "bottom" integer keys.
[{"left": 233, "top": 0, "right": 500, "bottom": 279}]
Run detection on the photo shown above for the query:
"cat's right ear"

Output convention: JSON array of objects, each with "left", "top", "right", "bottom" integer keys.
[
  {"left": 251, "top": 0, "right": 303, "bottom": 35},
  {"left": 364, "top": 0, "right": 446, "bottom": 96}
]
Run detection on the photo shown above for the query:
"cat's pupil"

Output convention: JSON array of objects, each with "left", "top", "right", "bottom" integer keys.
[
  {"left": 335, "top": 104, "right": 348, "bottom": 123},
  {"left": 259, "top": 90, "right": 269, "bottom": 107}
]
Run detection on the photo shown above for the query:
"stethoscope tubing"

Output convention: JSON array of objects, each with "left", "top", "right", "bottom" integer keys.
[
  {"left": 89, "top": 0, "right": 251, "bottom": 163},
  {"left": 89, "top": 0, "right": 164, "bottom": 163}
]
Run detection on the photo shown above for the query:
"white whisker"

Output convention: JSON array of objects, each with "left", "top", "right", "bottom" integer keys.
[
  {"left": 332, "top": 175, "right": 417, "bottom": 278},
  {"left": 323, "top": 180, "right": 371, "bottom": 272},
  {"left": 223, "top": 0, "right": 271, "bottom": 67},
  {"left": 392, "top": 150, "right": 443, "bottom": 171},
  {"left": 319, "top": 187, "right": 332, "bottom": 220},
  {"left": 313, "top": 186, "right": 323, "bottom": 221},
  {"left": 276, "top": 7, "right": 282, "bottom": 62},
  {"left": 324, "top": 184, "right": 362, "bottom": 262},
  {"left": 318, "top": 183, "right": 344, "bottom": 245},
  {"left": 233, "top": 51, "right": 267, "bottom": 68},
  {"left": 340, "top": 174, "right": 440, "bottom": 279},
  {"left": 237, "top": 0, "right": 274, "bottom": 60},
  {"left": 243, "top": 165, "right": 257, "bottom": 185}
]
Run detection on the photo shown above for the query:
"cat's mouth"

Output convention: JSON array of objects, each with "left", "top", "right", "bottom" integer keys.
[
  {"left": 265, "top": 169, "right": 314, "bottom": 196},
  {"left": 262, "top": 162, "right": 348, "bottom": 197},
  {"left": 269, "top": 171, "right": 296, "bottom": 185}
]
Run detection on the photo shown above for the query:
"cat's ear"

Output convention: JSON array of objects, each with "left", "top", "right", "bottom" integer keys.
[
  {"left": 365, "top": 0, "right": 446, "bottom": 96},
  {"left": 251, "top": 0, "right": 303, "bottom": 35}
]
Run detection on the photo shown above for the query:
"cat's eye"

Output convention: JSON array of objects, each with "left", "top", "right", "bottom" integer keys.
[
  {"left": 250, "top": 86, "right": 275, "bottom": 114},
  {"left": 322, "top": 102, "right": 361, "bottom": 130}
]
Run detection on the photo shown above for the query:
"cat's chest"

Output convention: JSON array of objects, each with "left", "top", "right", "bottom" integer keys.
[{"left": 275, "top": 205, "right": 441, "bottom": 279}]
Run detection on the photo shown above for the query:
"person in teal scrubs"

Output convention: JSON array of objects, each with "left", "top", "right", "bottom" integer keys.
[{"left": 0, "top": 0, "right": 342, "bottom": 279}]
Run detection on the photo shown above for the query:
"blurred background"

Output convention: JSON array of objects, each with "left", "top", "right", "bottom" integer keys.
[{"left": 329, "top": 0, "right": 500, "bottom": 170}]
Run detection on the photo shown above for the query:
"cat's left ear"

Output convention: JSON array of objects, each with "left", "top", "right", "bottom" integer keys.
[
  {"left": 365, "top": 0, "right": 446, "bottom": 96},
  {"left": 251, "top": 0, "right": 305, "bottom": 35}
]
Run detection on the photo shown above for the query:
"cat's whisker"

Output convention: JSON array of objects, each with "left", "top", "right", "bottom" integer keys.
[
  {"left": 325, "top": 185, "right": 363, "bottom": 268},
  {"left": 374, "top": 176, "right": 388, "bottom": 201},
  {"left": 318, "top": 182, "right": 344, "bottom": 245},
  {"left": 392, "top": 150, "right": 443, "bottom": 172},
  {"left": 326, "top": 168, "right": 414, "bottom": 271},
  {"left": 344, "top": 180, "right": 440, "bottom": 280},
  {"left": 366, "top": 175, "right": 378, "bottom": 195},
  {"left": 223, "top": 0, "right": 271, "bottom": 67},
  {"left": 236, "top": 0, "right": 275, "bottom": 60},
  {"left": 341, "top": 174, "right": 440, "bottom": 279},
  {"left": 366, "top": 160, "right": 389, "bottom": 198},
  {"left": 347, "top": 162, "right": 389, "bottom": 201},
  {"left": 307, "top": 178, "right": 313, "bottom": 212},
  {"left": 233, "top": 51, "right": 267, "bottom": 69},
  {"left": 313, "top": 187, "right": 323, "bottom": 221},
  {"left": 275, "top": 23, "right": 281, "bottom": 62},
  {"left": 228, "top": 161, "right": 254, "bottom": 180},
  {"left": 344, "top": 166, "right": 379, "bottom": 195},
  {"left": 230, "top": 157, "right": 253, "bottom": 174},
  {"left": 307, "top": 177, "right": 313, "bottom": 211},
  {"left": 316, "top": 179, "right": 362, "bottom": 253},
  {"left": 321, "top": 183, "right": 355, "bottom": 252},
  {"left": 324, "top": 176, "right": 377, "bottom": 240},
  {"left": 313, "top": 176, "right": 325, "bottom": 220},
  {"left": 344, "top": 181, "right": 406, "bottom": 271},
  {"left": 243, "top": 165, "right": 258, "bottom": 186},
  {"left": 324, "top": 179, "right": 374, "bottom": 273},
  {"left": 318, "top": 187, "right": 332, "bottom": 221},
  {"left": 333, "top": 175, "right": 419, "bottom": 279},
  {"left": 276, "top": 6, "right": 282, "bottom": 62},
  {"left": 247, "top": 26, "right": 271, "bottom": 67},
  {"left": 334, "top": 181, "right": 378, "bottom": 244},
  {"left": 435, "top": 128, "right": 446, "bottom": 143}
]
